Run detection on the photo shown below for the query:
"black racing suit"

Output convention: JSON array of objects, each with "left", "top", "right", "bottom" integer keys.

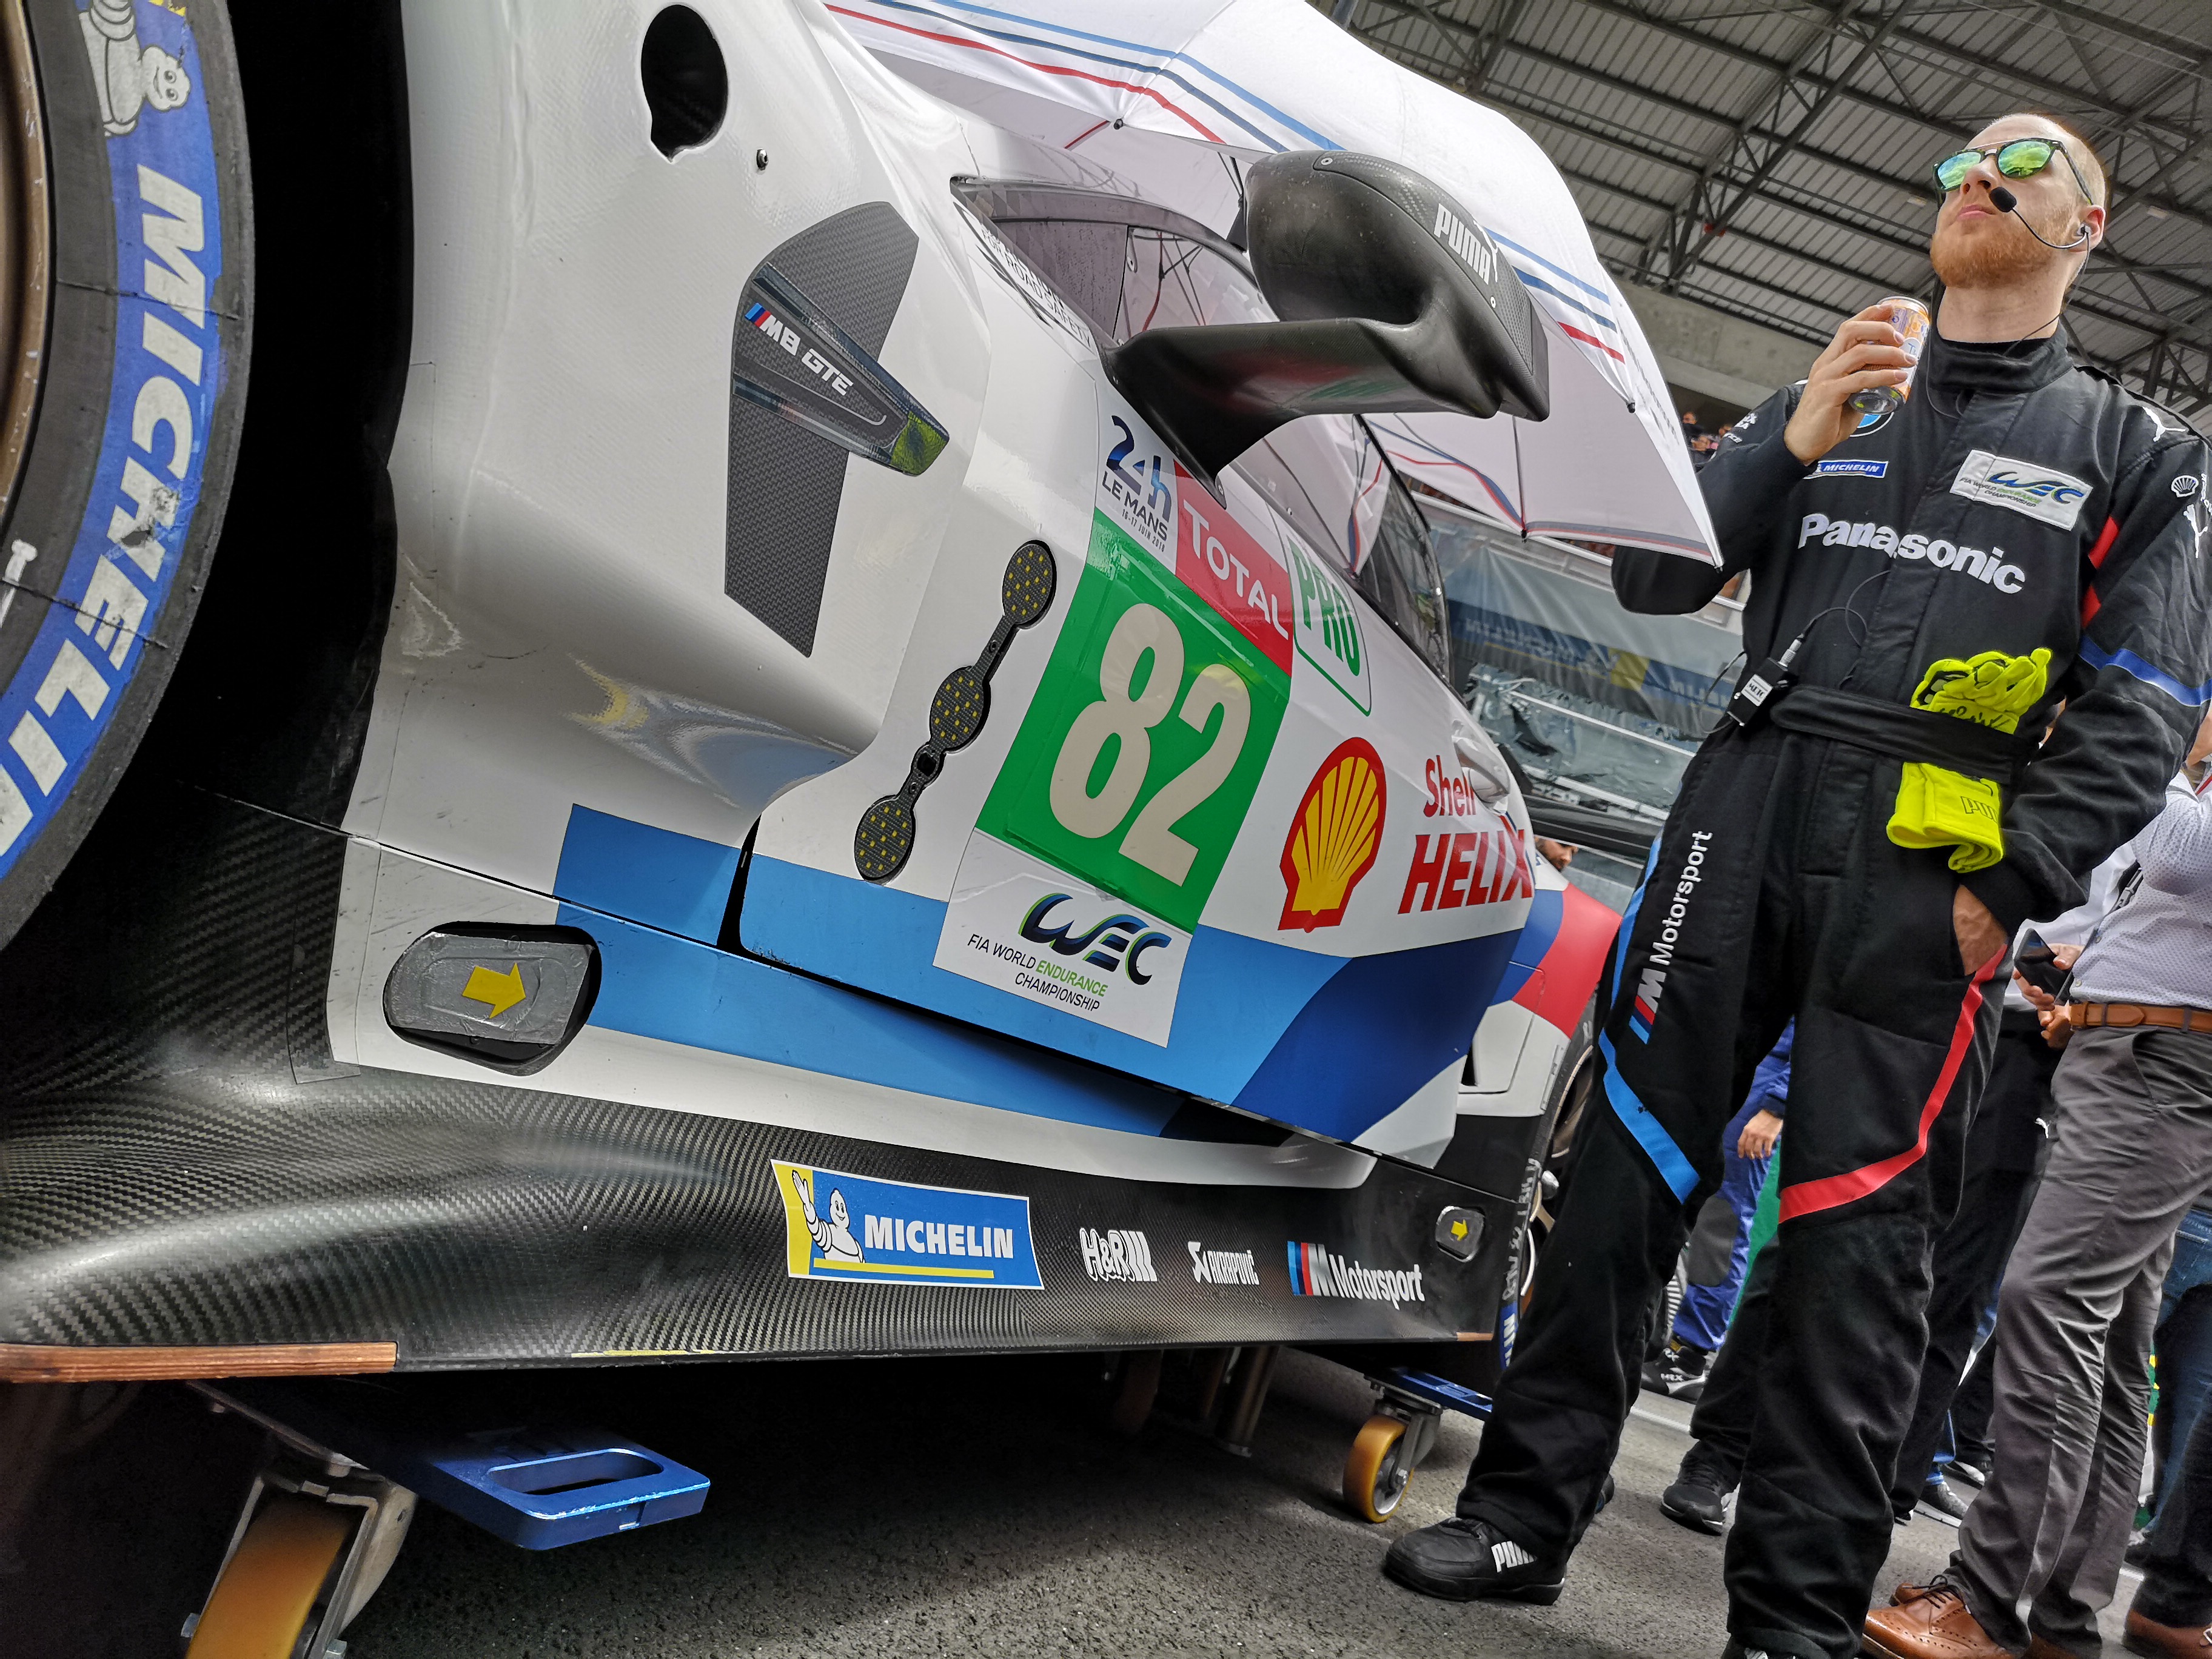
[{"left": 1453, "top": 329, "right": 2212, "bottom": 1659}]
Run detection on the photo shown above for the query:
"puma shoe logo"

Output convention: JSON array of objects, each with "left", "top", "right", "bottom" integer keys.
[{"left": 1490, "top": 1538, "right": 1536, "bottom": 1571}]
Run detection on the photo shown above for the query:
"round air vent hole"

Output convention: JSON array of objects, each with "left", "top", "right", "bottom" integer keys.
[{"left": 640, "top": 7, "right": 727, "bottom": 159}]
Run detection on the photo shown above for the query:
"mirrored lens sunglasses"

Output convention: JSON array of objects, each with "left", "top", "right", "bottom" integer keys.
[{"left": 1932, "top": 138, "right": 2088, "bottom": 198}]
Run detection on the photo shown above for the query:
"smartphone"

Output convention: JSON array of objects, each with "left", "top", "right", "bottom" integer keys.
[{"left": 2014, "top": 930, "right": 2071, "bottom": 997}]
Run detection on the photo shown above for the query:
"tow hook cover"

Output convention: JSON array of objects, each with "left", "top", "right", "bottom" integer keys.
[
  {"left": 1435, "top": 1206, "right": 1484, "bottom": 1261},
  {"left": 383, "top": 924, "right": 600, "bottom": 1074}
]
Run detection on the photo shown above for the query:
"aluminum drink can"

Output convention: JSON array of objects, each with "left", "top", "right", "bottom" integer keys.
[{"left": 1848, "top": 297, "right": 1931, "bottom": 414}]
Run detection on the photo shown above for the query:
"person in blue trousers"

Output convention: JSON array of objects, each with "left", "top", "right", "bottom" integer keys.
[{"left": 1643, "top": 1025, "right": 1794, "bottom": 1401}]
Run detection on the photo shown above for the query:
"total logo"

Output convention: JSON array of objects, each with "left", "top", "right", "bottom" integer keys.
[
  {"left": 1079, "top": 1227, "right": 1158, "bottom": 1284},
  {"left": 1175, "top": 487, "right": 1292, "bottom": 674},
  {"left": 743, "top": 301, "right": 854, "bottom": 397},
  {"left": 1278, "top": 739, "right": 1387, "bottom": 932},
  {"left": 1019, "top": 894, "right": 1174, "bottom": 984},
  {"left": 1287, "top": 1241, "right": 1425, "bottom": 1307}
]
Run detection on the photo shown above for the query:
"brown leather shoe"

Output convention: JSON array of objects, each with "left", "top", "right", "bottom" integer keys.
[
  {"left": 2029, "top": 1635, "right": 2093, "bottom": 1658},
  {"left": 1863, "top": 1579, "right": 2008, "bottom": 1659},
  {"left": 2125, "top": 1606, "right": 2212, "bottom": 1655}
]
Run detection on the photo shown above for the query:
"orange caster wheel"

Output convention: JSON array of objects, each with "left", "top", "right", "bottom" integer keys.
[
  {"left": 1344, "top": 1413, "right": 1412, "bottom": 1522},
  {"left": 185, "top": 1492, "right": 355, "bottom": 1659}
]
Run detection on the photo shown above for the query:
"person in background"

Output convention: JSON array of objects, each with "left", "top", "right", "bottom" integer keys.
[
  {"left": 1682, "top": 407, "right": 1708, "bottom": 448},
  {"left": 1869, "top": 708, "right": 2212, "bottom": 1659},
  {"left": 1883, "top": 831, "right": 2135, "bottom": 1527},
  {"left": 1644, "top": 1025, "right": 1793, "bottom": 1401},
  {"left": 2142, "top": 1201, "right": 2212, "bottom": 1547}
]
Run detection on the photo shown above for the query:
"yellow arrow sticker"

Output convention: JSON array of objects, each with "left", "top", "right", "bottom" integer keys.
[{"left": 461, "top": 962, "right": 528, "bottom": 1019}]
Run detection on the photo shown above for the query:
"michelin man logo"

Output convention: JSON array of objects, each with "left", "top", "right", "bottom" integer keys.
[
  {"left": 80, "top": 0, "right": 192, "bottom": 136},
  {"left": 792, "top": 1170, "right": 864, "bottom": 1264}
]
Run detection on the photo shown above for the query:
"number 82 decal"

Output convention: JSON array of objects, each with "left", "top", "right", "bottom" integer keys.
[{"left": 978, "top": 517, "right": 1290, "bottom": 934}]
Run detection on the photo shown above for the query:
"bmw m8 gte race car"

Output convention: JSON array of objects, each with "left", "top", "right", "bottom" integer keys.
[{"left": 0, "top": 0, "right": 1713, "bottom": 1595}]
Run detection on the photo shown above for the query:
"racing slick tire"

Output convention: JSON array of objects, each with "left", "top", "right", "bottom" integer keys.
[
  {"left": 0, "top": 0, "right": 250, "bottom": 953},
  {"left": 1344, "top": 1413, "right": 1412, "bottom": 1522},
  {"left": 1530, "top": 993, "right": 1598, "bottom": 1250}
]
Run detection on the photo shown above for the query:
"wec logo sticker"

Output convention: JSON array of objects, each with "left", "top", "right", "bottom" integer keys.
[{"left": 1950, "top": 450, "right": 2090, "bottom": 530}]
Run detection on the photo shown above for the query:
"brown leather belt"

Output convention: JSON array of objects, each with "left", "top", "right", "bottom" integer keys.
[{"left": 2063, "top": 1002, "right": 2212, "bottom": 1036}]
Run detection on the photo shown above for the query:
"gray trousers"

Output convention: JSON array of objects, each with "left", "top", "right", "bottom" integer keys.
[{"left": 1952, "top": 1028, "right": 2212, "bottom": 1655}]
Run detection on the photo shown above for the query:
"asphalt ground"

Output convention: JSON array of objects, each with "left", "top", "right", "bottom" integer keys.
[{"left": 8, "top": 1352, "right": 2142, "bottom": 1658}]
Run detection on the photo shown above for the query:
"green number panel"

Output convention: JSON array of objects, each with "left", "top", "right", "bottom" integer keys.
[{"left": 977, "top": 512, "right": 1291, "bottom": 933}]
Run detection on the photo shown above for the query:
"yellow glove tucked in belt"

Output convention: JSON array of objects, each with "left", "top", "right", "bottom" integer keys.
[{"left": 1886, "top": 648, "right": 2051, "bottom": 873}]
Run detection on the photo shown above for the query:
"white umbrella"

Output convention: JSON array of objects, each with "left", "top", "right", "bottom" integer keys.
[{"left": 827, "top": 0, "right": 1719, "bottom": 562}]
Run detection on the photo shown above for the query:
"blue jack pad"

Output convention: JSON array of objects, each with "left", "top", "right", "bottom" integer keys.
[
  {"left": 1387, "top": 1368, "right": 1494, "bottom": 1420},
  {"left": 219, "top": 1380, "right": 709, "bottom": 1550}
]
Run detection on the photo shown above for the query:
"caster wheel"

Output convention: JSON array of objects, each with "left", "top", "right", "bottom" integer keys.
[
  {"left": 187, "top": 1493, "right": 355, "bottom": 1659},
  {"left": 1344, "top": 1413, "right": 1412, "bottom": 1523}
]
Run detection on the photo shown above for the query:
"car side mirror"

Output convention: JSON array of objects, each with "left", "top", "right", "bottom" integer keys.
[{"left": 1102, "top": 150, "right": 1550, "bottom": 492}]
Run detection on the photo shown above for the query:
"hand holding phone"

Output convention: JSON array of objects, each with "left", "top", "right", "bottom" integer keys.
[{"left": 2013, "top": 930, "right": 2075, "bottom": 1000}]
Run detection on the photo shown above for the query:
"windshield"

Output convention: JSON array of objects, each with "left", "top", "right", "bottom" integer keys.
[
  {"left": 1428, "top": 506, "right": 1741, "bottom": 908},
  {"left": 957, "top": 179, "right": 1451, "bottom": 683}
]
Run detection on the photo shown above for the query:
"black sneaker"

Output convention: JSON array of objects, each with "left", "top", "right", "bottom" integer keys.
[
  {"left": 1660, "top": 1442, "right": 1734, "bottom": 1535},
  {"left": 1382, "top": 1515, "right": 1566, "bottom": 1604},
  {"left": 1641, "top": 1339, "right": 1712, "bottom": 1401},
  {"left": 1948, "top": 1460, "right": 1987, "bottom": 1489},
  {"left": 1916, "top": 1476, "right": 1969, "bottom": 1526}
]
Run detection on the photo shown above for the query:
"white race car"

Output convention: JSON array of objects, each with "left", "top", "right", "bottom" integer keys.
[{"left": 0, "top": 0, "right": 1681, "bottom": 1616}]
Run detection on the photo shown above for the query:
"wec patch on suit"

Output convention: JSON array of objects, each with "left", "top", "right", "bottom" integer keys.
[{"left": 1949, "top": 449, "right": 2091, "bottom": 530}]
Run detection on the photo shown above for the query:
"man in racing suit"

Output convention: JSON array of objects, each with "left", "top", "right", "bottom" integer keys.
[{"left": 1383, "top": 113, "right": 2212, "bottom": 1659}]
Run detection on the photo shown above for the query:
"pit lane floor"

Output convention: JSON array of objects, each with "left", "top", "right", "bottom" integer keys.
[{"left": 11, "top": 1353, "right": 2137, "bottom": 1658}]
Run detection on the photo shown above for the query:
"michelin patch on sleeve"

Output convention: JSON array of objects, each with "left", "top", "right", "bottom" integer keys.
[
  {"left": 771, "top": 1160, "right": 1041, "bottom": 1289},
  {"left": 933, "top": 830, "right": 1187, "bottom": 1044}
]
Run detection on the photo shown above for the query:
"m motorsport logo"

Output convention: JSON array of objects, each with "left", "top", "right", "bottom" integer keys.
[
  {"left": 1287, "top": 1241, "right": 1425, "bottom": 1307},
  {"left": 1630, "top": 830, "right": 1712, "bottom": 1041}
]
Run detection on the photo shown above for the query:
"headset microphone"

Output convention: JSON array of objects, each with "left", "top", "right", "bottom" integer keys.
[{"left": 1988, "top": 186, "right": 2091, "bottom": 250}]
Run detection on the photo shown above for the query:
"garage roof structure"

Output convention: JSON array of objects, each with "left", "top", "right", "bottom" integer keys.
[{"left": 1321, "top": 0, "right": 2212, "bottom": 426}]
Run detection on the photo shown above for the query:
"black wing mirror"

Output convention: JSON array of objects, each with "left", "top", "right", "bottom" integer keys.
[{"left": 1103, "top": 150, "right": 1549, "bottom": 491}]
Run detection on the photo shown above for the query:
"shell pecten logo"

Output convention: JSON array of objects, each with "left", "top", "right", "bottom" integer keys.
[{"left": 1278, "top": 739, "right": 1387, "bottom": 932}]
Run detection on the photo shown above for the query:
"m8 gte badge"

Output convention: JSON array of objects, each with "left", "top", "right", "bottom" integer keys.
[
  {"left": 1279, "top": 739, "right": 1386, "bottom": 932},
  {"left": 731, "top": 264, "right": 948, "bottom": 476}
]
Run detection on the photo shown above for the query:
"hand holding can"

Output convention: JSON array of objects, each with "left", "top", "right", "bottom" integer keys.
[
  {"left": 1847, "top": 297, "right": 1931, "bottom": 414},
  {"left": 1784, "top": 300, "right": 1923, "bottom": 466}
]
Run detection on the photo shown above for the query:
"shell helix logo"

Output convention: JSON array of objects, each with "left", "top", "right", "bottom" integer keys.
[{"left": 1278, "top": 739, "right": 1388, "bottom": 932}]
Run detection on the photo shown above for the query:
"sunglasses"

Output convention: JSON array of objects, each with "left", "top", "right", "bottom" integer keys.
[{"left": 1932, "top": 138, "right": 2094, "bottom": 201}]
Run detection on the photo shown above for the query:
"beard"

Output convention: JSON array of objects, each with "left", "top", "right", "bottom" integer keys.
[{"left": 1929, "top": 203, "right": 2068, "bottom": 288}]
